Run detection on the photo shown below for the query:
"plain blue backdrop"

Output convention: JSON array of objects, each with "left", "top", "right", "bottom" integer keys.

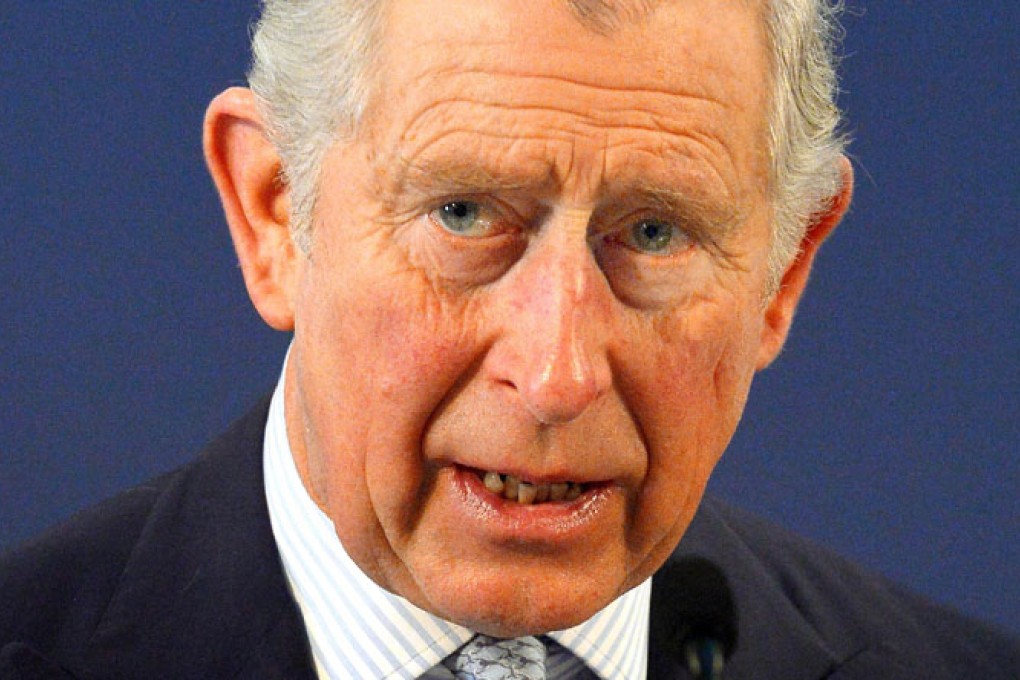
[{"left": 2, "top": 3, "right": 1017, "bottom": 634}]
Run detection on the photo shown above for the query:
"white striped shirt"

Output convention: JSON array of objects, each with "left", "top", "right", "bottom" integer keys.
[{"left": 264, "top": 359, "right": 650, "bottom": 679}]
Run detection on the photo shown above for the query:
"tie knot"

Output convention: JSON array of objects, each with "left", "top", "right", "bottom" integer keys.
[{"left": 447, "top": 634, "right": 547, "bottom": 679}]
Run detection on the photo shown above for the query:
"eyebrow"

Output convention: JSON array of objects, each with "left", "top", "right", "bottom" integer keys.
[
  {"left": 388, "top": 153, "right": 749, "bottom": 245},
  {"left": 627, "top": 181, "right": 748, "bottom": 245},
  {"left": 391, "top": 154, "right": 555, "bottom": 197}
]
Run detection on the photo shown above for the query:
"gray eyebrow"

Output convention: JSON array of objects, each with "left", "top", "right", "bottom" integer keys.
[
  {"left": 391, "top": 154, "right": 554, "bottom": 197},
  {"left": 628, "top": 181, "right": 748, "bottom": 244},
  {"left": 387, "top": 153, "right": 750, "bottom": 252}
]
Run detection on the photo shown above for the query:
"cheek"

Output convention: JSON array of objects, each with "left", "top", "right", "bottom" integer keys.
[
  {"left": 618, "top": 297, "right": 762, "bottom": 562},
  {"left": 302, "top": 214, "right": 478, "bottom": 395},
  {"left": 296, "top": 245, "right": 487, "bottom": 519},
  {"left": 632, "top": 297, "right": 760, "bottom": 442}
]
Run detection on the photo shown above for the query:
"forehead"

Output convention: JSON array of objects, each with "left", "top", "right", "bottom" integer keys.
[{"left": 363, "top": 0, "right": 771, "bottom": 202}]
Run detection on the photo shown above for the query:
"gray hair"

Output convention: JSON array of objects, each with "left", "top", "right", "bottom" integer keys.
[
  {"left": 763, "top": 0, "right": 847, "bottom": 293},
  {"left": 248, "top": 0, "right": 848, "bottom": 288},
  {"left": 249, "top": 0, "right": 381, "bottom": 254}
]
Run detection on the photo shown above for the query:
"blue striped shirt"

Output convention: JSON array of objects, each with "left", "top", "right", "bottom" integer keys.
[{"left": 264, "top": 360, "right": 650, "bottom": 679}]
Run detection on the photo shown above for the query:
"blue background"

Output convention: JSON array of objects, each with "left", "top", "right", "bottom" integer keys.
[{"left": 2, "top": 3, "right": 1017, "bottom": 634}]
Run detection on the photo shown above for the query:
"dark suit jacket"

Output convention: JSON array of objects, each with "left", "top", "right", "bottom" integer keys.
[{"left": 2, "top": 397, "right": 1017, "bottom": 679}]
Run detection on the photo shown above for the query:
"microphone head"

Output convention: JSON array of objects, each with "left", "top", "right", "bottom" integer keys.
[{"left": 651, "top": 556, "right": 738, "bottom": 677}]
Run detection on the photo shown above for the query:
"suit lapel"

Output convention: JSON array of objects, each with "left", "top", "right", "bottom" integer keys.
[{"left": 76, "top": 396, "right": 316, "bottom": 679}]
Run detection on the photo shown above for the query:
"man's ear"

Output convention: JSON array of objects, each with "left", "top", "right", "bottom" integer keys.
[
  {"left": 756, "top": 156, "right": 853, "bottom": 369},
  {"left": 203, "top": 87, "right": 298, "bottom": 331}
]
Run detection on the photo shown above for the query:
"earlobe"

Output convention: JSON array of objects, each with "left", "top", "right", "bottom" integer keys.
[
  {"left": 203, "top": 87, "right": 298, "bottom": 331},
  {"left": 756, "top": 156, "right": 854, "bottom": 369}
]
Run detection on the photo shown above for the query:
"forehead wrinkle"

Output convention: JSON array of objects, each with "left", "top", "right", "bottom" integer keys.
[
  {"left": 602, "top": 132, "right": 748, "bottom": 208},
  {"left": 397, "top": 96, "right": 631, "bottom": 149},
  {"left": 384, "top": 124, "right": 621, "bottom": 206},
  {"left": 380, "top": 126, "right": 572, "bottom": 207},
  {"left": 391, "top": 59, "right": 746, "bottom": 145},
  {"left": 422, "top": 61, "right": 732, "bottom": 101},
  {"left": 391, "top": 88, "right": 738, "bottom": 172},
  {"left": 406, "top": 65, "right": 736, "bottom": 122}
]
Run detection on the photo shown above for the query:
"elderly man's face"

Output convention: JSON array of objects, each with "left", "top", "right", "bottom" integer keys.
[{"left": 287, "top": 0, "right": 774, "bottom": 635}]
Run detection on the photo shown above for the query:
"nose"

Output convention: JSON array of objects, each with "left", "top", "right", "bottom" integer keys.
[{"left": 492, "top": 220, "right": 613, "bottom": 425}]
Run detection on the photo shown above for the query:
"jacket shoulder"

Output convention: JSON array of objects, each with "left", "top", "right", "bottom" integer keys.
[
  {"left": 689, "top": 497, "right": 1020, "bottom": 678},
  {"left": 0, "top": 394, "right": 272, "bottom": 665},
  {"left": 0, "top": 475, "right": 164, "bottom": 658}
]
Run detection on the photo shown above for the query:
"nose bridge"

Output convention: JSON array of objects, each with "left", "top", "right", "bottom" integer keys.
[{"left": 503, "top": 212, "right": 612, "bottom": 425}]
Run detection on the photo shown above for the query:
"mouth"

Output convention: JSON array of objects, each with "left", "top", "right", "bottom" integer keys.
[
  {"left": 449, "top": 464, "right": 618, "bottom": 542},
  {"left": 469, "top": 468, "right": 590, "bottom": 505}
]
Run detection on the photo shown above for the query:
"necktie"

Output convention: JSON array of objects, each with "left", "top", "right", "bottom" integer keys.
[{"left": 445, "top": 634, "right": 547, "bottom": 679}]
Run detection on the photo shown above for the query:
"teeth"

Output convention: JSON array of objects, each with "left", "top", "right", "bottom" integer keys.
[
  {"left": 517, "top": 482, "right": 537, "bottom": 505},
  {"left": 483, "top": 471, "right": 505, "bottom": 494},
  {"left": 534, "top": 484, "right": 550, "bottom": 503},
  {"left": 549, "top": 483, "right": 569, "bottom": 501},
  {"left": 504, "top": 475, "right": 520, "bottom": 501},
  {"left": 481, "top": 472, "right": 585, "bottom": 504}
]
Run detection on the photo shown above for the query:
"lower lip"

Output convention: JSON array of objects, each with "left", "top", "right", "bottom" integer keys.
[{"left": 449, "top": 465, "right": 617, "bottom": 543}]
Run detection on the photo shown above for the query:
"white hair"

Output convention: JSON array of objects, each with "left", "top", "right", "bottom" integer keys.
[
  {"left": 763, "top": 0, "right": 848, "bottom": 293},
  {"left": 248, "top": 0, "right": 848, "bottom": 287},
  {"left": 249, "top": 0, "right": 381, "bottom": 254}
]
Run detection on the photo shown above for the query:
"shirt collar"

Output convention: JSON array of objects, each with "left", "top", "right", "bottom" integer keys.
[{"left": 264, "top": 354, "right": 650, "bottom": 679}]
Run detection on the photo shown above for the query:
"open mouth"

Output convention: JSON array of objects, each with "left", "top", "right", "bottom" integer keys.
[{"left": 473, "top": 469, "right": 587, "bottom": 505}]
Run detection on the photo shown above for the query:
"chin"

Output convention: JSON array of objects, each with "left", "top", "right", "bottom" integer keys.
[
  {"left": 443, "top": 594, "right": 608, "bottom": 639},
  {"left": 413, "top": 558, "right": 627, "bottom": 637}
]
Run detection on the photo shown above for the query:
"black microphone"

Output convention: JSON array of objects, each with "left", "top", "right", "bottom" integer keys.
[{"left": 651, "top": 556, "right": 738, "bottom": 680}]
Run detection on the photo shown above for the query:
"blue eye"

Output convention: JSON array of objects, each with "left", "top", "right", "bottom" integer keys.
[
  {"left": 630, "top": 219, "right": 675, "bottom": 253},
  {"left": 435, "top": 201, "right": 484, "bottom": 235}
]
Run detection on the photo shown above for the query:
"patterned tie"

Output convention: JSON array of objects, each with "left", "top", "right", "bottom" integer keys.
[{"left": 445, "top": 634, "right": 547, "bottom": 679}]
